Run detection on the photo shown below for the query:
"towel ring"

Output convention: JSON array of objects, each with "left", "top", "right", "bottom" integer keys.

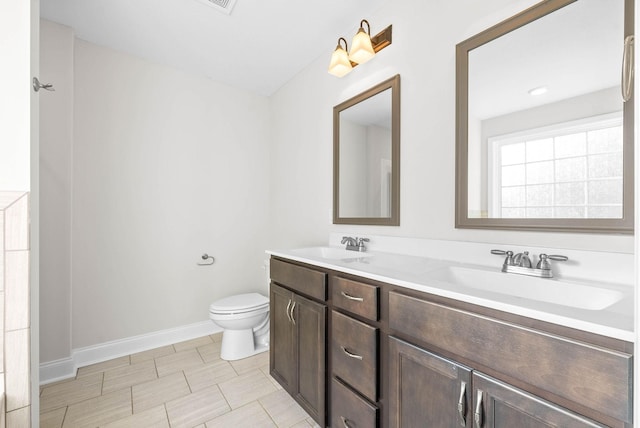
[{"left": 198, "top": 253, "right": 214, "bottom": 266}]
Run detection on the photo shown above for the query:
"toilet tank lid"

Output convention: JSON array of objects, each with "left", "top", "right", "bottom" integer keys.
[{"left": 209, "top": 293, "right": 269, "bottom": 312}]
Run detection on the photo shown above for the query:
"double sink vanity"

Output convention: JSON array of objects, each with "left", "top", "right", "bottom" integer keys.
[
  {"left": 267, "top": 241, "right": 633, "bottom": 428},
  {"left": 304, "top": 0, "right": 636, "bottom": 424}
]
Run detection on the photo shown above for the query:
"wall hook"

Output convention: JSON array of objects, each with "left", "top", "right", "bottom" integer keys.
[
  {"left": 33, "top": 77, "right": 55, "bottom": 92},
  {"left": 198, "top": 253, "right": 214, "bottom": 266}
]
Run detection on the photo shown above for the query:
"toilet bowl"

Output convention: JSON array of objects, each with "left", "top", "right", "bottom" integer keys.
[{"left": 209, "top": 292, "right": 270, "bottom": 361}]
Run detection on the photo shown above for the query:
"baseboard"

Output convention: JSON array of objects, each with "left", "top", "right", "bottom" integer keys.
[
  {"left": 40, "top": 320, "right": 222, "bottom": 385},
  {"left": 39, "top": 357, "right": 76, "bottom": 385}
]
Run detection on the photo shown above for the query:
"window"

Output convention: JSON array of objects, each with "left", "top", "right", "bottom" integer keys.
[{"left": 489, "top": 114, "right": 623, "bottom": 219}]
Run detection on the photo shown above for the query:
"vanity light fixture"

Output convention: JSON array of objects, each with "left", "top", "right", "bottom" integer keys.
[
  {"left": 328, "top": 38, "right": 353, "bottom": 78},
  {"left": 349, "top": 20, "right": 376, "bottom": 64},
  {"left": 528, "top": 86, "right": 548, "bottom": 96},
  {"left": 328, "top": 19, "right": 393, "bottom": 77}
]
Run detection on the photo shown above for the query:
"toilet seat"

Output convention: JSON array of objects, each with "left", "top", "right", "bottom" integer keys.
[{"left": 209, "top": 293, "right": 269, "bottom": 315}]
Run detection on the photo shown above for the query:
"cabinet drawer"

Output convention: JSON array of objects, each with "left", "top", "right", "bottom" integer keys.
[
  {"left": 388, "top": 291, "right": 633, "bottom": 424},
  {"left": 331, "top": 378, "right": 378, "bottom": 428},
  {"left": 331, "top": 310, "right": 377, "bottom": 401},
  {"left": 332, "top": 277, "right": 379, "bottom": 321},
  {"left": 270, "top": 258, "right": 327, "bottom": 301}
]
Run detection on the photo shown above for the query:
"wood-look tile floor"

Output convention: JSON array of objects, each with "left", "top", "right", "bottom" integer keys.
[{"left": 40, "top": 333, "right": 320, "bottom": 428}]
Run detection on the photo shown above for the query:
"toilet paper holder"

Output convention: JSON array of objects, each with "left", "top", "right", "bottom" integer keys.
[{"left": 198, "top": 253, "right": 214, "bottom": 266}]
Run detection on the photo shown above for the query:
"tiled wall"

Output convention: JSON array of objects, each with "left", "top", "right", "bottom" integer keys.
[{"left": 0, "top": 192, "right": 31, "bottom": 427}]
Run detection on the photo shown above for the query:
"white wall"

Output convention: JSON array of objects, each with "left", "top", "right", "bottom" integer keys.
[
  {"left": 365, "top": 125, "right": 391, "bottom": 217},
  {"left": 39, "top": 20, "right": 73, "bottom": 363},
  {"left": 0, "top": 1, "right": 32, "bottom": 191},
  {"left": 339, "top": 119, "right": 367, "bottom": 217},
  {"left": 39, "top": 24, "right": 272, "bottom": 357},
  {"left": 268, "top": 0, "right": 634, "bottom": 253}
]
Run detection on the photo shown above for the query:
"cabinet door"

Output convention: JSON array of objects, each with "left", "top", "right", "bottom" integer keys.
[
  {"left": 472, "top": 372, "right": 605, "bottom": 428},
  {"left": 389, "top": 337, "right": 472, "bottom": 428},
  {"left": 293, "top": 293, "right": 327, "bottom": 427},
  {"left": 270, "top": 283, "right": 296, "bottom": 392}
]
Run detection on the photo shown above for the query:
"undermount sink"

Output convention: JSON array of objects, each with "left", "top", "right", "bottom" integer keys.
[
  {"left": 290, "top": 246, "right": 374, "bottom": 261},
  {"left": 426, "top": 266, "right": 624, "bottom": 311}
]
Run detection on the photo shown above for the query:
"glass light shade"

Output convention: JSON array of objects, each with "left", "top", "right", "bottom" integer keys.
[
  {"left": 328, "top": 45, "right": 353, "bottom": 77},
  {"left": 349, "top": 29, "right": 375, "bottom": 64}
]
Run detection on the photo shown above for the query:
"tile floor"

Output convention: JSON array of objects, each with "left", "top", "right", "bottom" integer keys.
[{"left": 40, "top": 333, "right": 319, "bottom": 428}]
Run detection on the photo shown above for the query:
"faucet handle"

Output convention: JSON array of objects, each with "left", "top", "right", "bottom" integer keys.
[
  {"left": 536, "top": 253, "right": 568, "bottom": 270},
  {"left": 491, "top": 249, "right": 514, "bottom": 266},
  {"left": 356, "top": 237, "right": 370, "bottom": 251}
]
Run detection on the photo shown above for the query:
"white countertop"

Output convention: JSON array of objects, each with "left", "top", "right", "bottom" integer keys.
[{"left": 267, "top": 246, "right": 635, "bottom": 342}]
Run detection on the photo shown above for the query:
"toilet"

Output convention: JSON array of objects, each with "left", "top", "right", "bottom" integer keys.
[{"left": 209, "top": 292, "right": 270, "bottom": 361}]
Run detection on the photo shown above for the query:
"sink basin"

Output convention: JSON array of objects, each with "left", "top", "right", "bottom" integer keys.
[
  {"left": 289, "top": 246, "right": 374, "bottom": 261},
  {"left": 426, "top": 266, "right": 624, "bottom": 310}
]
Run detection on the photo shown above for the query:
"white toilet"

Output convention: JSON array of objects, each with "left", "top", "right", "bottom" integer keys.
[{"left": 209, "top": 292, "right": 270, "bottom": 361}]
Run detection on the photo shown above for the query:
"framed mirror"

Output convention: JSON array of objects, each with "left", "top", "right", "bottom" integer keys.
[
  {"left": 334, "top": 74, "right": 400, "bottom": 225},
  {"left": 456, "top": 0, "right": 634, "bottom": 233}
]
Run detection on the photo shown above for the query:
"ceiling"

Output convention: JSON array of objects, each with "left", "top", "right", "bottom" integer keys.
[
  {"left": 40, "top": 0, "right": 389, "bottom": 96},
  {"left": 469, "top": 0, "right": 623, "bottom": 120}
]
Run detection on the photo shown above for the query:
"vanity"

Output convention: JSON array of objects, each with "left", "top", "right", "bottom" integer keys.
[
  {"left": 302, "top": 0, "right": 636, "bottom": 425},
  {"left": 267, "top": 243, "right": 633, "bottom": 428}
]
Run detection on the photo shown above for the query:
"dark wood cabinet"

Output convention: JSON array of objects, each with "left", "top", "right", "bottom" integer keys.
[
  {"left": 269, "top": 257, "right": 633, "bottom": 428},
  {"left": 388, "top": 336, "right": 605, "bottom": 428},
  {"left": 331, "top": 310, "right": 378, "bottom": 402},
  {"left": 330, "top": 276, "right": 381, "bottom": 427},
  {"left": 294, "top": 292, "right": 326, "bottom": 421},
  {"left": 269, "top": 281, "right": 327, "bottom": 426},
  {"left": 388, "top": 291, "right": 632, "bottom": 426},
  {"left": 389, "top": 336, "right": 472, "bottom": 427},
  {"left": 331, "top": 378, "right": 379, "bottom": 428},
  {"left": 270, "top": 283, "right": 296, "bottom": 391},
  {"left": 473, "top": 372, "right": 604, "bottom": 428}
]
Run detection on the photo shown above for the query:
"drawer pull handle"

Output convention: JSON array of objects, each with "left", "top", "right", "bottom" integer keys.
[
  {"left": 341, "top": 291, "right": 364, "bottom": 302},
  {"left": 340, "top": 416, "right": 354, "bottom": 428},
  {"left": 290, "top": 301, "right": 296, "bottom": 325},
  {"left": 474, "top": 390, "right": 483, "bottom": 428},
  {"left": 341, "top": 346, "right": 363, "bottom": 360},
  {"left": 457, "top": 381, "right": 466, "bottom": 426}
]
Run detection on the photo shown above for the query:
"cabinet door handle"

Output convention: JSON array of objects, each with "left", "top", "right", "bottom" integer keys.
[
  {"left": 285, "top": 299, "right": 293, "bottom": 323},
  {"left": 341, "top": 291, "right": 364, "bottom": 302},
  {"left": 340, "top": 416, "right": 354, "bottom": 428},
  {"left": 622, "top": 35, "right": 634, "bottom": 102},
  {"left": 290, "top": 301, "right": 296, "bottom": 325},
  {"left": 457, "top": 381, "right": 467, "bottom": 426},
  {"left": 474, "top": 390, "right": 483, "bottom": 428},
  {"left": 341, "top": 346, "right": 363, "bottom": 360}
]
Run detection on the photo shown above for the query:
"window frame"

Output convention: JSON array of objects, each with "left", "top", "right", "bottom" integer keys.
[{"left": 488, "top": 112, "right": 624, "bottom": 219}]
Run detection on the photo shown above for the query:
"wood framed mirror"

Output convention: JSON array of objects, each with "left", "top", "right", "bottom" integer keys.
[
  {"left": 456, "top": 0, "right": 634, "bottom": 233},
  {"left": 333, "top": 74, "right": 400, "bottom": 225}
]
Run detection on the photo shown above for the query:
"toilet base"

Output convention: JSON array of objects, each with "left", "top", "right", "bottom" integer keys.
[{"left": 220, "top": 328, "right": 269, "bottom": 361}]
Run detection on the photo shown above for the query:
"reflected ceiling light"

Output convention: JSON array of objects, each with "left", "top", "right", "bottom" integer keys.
[
  {"left": 349, "top": 20, "right": 376, "bottom": 65},
  {"left": 528, "top": 86, "right": 548, "bottom": 96},
  {"left": 328, "top": 38, "right": 353, "bottom": 78},
  {"left": 328, "top": 19, "right": 393, "bottom": 78}
]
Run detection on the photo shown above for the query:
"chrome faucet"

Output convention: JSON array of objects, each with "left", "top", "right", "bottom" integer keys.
[
  {"left": 513, "top": 251, "right": 532, "bottom": 268},
  {"left": 342, "top": 236, "right": 369, "bottom": 252},
  {"left": 491, "top": 249, "right": 567, "bottom": 278}
]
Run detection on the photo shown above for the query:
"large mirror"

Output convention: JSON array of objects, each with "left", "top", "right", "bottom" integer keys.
[
  {"left": 456, "top": 0, "right": 634, "bottom": 233},
  {"left": 334, "top": 75, "right": 400, "bottom": 225}
]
